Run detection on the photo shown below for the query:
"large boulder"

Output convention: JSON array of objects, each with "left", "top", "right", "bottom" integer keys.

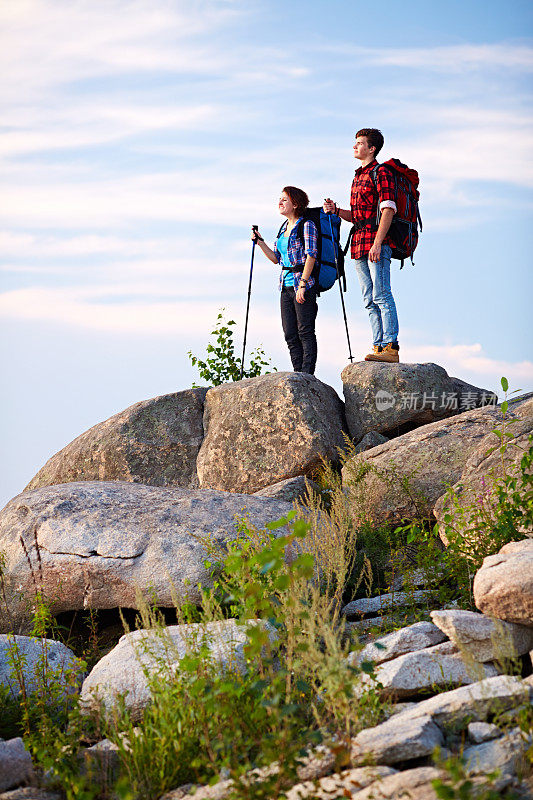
[
  {"left": 25, "top": 389, "right": 208, "bottom": 492},
  {"left": 196, "top": 372, "right": 347, "bottom": 494},
  {"left": 80, "top": 620, "right": 274, "bottom": 719},
  {"left": 434, "top": 394, "right": 533, "bottom": 545},
  {"left": 430, "top": 609, "right": 533, "bottom": 662},
  {"left": 341, "top": 362, "right": 496, "bottom": 441},
  {"left": 0, "top": 481, "right": 293, "bottom": 632},
  {"left": 473, "top": 539, "right": 533, "bottom": 626},
  {"left": 341, "top": 402, "right": 512, "bottom": 526},
  {"left": 0, "top": 635, "right": 80, "bottom": 697}
]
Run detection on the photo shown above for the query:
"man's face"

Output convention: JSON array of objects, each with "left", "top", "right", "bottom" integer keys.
[{"left": 353, "top": 136, "right": 374, "bottom": 162}]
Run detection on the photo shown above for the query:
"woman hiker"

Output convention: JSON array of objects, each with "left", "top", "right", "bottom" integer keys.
[{"left": 252, "top": 186, "right": 319, "bottom": 375}]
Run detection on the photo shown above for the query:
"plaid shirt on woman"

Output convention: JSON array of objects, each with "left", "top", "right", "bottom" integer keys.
[
  {"left": 350, "top": 159, "right": 397, "bottom": 259},
  {"left": 274, "top": 218, "right": 318, "bottom": 291}
]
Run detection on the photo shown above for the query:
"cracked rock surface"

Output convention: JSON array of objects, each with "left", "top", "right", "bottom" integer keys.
[{"left": 0, "top": 481, "right": 293, "bottom": 631}]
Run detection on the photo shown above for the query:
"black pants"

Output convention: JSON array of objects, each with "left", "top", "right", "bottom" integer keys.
[{"left": 280, "top": 285, "right": 318, "bottom": 374}]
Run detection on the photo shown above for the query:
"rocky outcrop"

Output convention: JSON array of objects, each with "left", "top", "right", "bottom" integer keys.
[
  {"left": 350, "top": 714, "right": 443, "bottom": 765},
  {"left": 25, "top": 389, "right": 208, "bottom": 492},
  {"left": 342, "top": 403, "right": 511, "bottom": 526},
  {"left": 341, "top": 362, "right": 496, "bottom": 441},
  {"left": 430, "top": 609, "right": 533, "bottom": 662},
  {"left": 0, "top": 635, "right": 80, "bottom": 697},
  {"left": 434, "top": 394, "right": 533, "bottom": 544},
  {"left": 473, "top": 539, "right": 533, "bottom": 626},
  {"left": 0, "top": 482, "right": 293, "bottom": 631},
  {"left": 80, "top": 620, "right": 274, "bottom": 719},
  {"left": 196, "top": 372, "right": 347, "bottom": 494}
]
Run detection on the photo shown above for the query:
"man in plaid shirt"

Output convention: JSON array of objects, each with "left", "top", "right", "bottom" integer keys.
[{"left": 324, "top": 128, "right": 400, "bottom": 363}]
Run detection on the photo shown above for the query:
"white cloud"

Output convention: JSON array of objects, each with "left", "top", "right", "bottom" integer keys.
[{"left": 322, "top": 43, "right": 533, "bottom": 72}]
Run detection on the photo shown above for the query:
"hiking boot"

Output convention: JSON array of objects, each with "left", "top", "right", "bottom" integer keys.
[
  {"left": 364, "top": 345, "right": 382, "bottom": 361},
  {"left": 365, "top": 343, "right": 400, "bottom": 363}
]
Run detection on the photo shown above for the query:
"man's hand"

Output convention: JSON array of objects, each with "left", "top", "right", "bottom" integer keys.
[
  {"left": 323, "top": 198, "right": 336, "bottom": 214},
  {"left": 368, "top": 241, "right": 382, "bottom": 263}
]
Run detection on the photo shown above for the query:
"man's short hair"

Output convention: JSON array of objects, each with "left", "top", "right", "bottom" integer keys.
[{"left": 356, "top": 128, "right": 384, "bottom": 157}]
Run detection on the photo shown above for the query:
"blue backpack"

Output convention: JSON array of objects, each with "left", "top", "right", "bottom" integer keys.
[{"left": 278, "top": 208, "right": 346, "bottom": 295}]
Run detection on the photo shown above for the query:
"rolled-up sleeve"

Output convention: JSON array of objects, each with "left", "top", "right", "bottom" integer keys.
[
  {"left": 273, "top": 239, "right": 281, "bottom": 263},
  {"left": 303, "top": 221, "right": 318, "bottom": 258},
  {"left": 376, "top": 166, "right": 397, "bottom": 211}
]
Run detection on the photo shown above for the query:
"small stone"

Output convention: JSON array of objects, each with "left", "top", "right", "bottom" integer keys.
[
  {"left": 467, "top": 721, "right": 501, "bottom": 744},
  {"left": 431, "top": 608, "right": 533, "bottom": 662},
  {"left": 352, "top": 431, "right": 389, "bottom": 454},
  {"left": 0, "top": 738, "right": 35, "bottom": 793},
  {"left": 285, "top": 766, "right": 396, "bottom": 799},
  {"left": 252, "top": 476, "right": 319, "bottom": 503},
  {"left": 0, "top": 635, "right": 81, "bottom": 698}
]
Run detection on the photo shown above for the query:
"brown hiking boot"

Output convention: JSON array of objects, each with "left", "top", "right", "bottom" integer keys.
[
  {"left": 364, "top": 345, "right": 382, "bottom": 361},
  {"left": 365, "top": 343, "right": 400, "bottom": 363}
]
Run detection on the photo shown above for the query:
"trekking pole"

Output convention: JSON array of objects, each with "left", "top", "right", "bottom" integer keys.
[
  {"left": 240, "top": 225, "right": 258, "bottom": 380},
  {"left": 326, "top": 206, "right": 354, "bottom": 363}
]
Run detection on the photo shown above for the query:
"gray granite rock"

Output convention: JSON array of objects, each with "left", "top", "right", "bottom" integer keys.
[
  {"left": 430, "top": 609, "right": 533, "bottom": 662},
  {"left": 351, "top": 713, "right": 444, "bottom": 765},
  {"left": 352, "top": 431, "right": 389, "bottom": 454},
  {"left": 0, "top": 739, "right": 34, "bottom": 793},
  {"left": 342, "top": 591, "right": 433, "bottom": 618},
  {"left": 252, "top": 476, "right": 319, "bottom": 503},
  {"left": 392, "top": 675, "right": 532, "bottom": 726},
  {"left": 463, "top": 727, "right": 529, "bottom": 778},
  {"left": 197, "top": 372, "right": 347, "bottom": 493},
  {"left": 474, "top": 539, "right": 533, "bottom": 626},
  {"left": 0, "top": 635, "right": 80, "bottom": 697},
  {"left": 434, "top": 394, "right": 533, "bottom": 546},
  {"left": 0, "top": 482, "right": 293, "bottom": 630},
  {"left": 357, "top": 641, "right": 499, "bottom": 699},
  {"left": 80, "top": 619, "right": 275, "bottom": 719},
  {"left": 352, "top": 766, "right": 445, "bottom": 800},
  {"left": 25, "top": 388, "right": 208, "bottom": 492},
  {"left": 342, "top": 402, "right": 507, "bottom": 525},
  {"left": 467, "top": 721, "right": 502, "bottom": 744},
  {"left": 341, "top": 361, "right": 496, "bottom": 440},
  {"left": 348, "top": 621, "right": 447, "bottom": 667}
]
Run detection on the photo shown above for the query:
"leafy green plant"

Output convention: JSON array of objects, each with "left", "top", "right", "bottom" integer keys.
[{"left": 188, "top": 310, "right": 276, "bottom": 385}]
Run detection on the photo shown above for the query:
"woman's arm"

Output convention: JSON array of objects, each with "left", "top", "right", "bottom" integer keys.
[
  {"left": 251, "top": 228, "right": 279, "bottom": 264},
  {"left": 296, "top": 220, "right": 318, "bottom": 304}
]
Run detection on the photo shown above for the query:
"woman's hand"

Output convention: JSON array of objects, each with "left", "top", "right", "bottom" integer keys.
[
  {"left": 296, "top": 284, "right": 306, "bottom": 304},
  {"left": 251, "top": 227, "right": 263, "bottom": 242}
]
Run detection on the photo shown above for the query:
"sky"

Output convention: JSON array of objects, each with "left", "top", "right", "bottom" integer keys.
[{"left": 1, "top": 0, "right": 532, "bottom": 509}]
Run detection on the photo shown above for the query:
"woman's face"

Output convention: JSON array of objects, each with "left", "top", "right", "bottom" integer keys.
[{"left": 278, "top": 191, "right": 296, "bottom": 217}]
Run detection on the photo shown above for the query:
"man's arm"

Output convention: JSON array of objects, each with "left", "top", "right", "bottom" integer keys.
[
  {"left": 323, "top": 198, "right": 352, "bottom": 223},
  {"left": 368, "top": 207, "right": 394, "bottom": 263}
]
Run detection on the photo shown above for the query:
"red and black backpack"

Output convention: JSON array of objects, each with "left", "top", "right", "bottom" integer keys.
[{"left": 373, "top": 158, "right": 422, "bottom": 267}]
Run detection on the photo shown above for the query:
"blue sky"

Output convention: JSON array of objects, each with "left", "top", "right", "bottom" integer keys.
[{"left": 1, "top": 0, "right": 532, "bottom": 509}]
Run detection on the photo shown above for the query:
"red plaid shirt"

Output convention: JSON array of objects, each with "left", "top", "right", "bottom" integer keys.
[{"left": 350, "top": 159, "right": 397, "bottom": 259}]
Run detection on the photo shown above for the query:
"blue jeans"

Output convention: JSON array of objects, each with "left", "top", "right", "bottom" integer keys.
[{"left": 353, "top": 244, "right": 399, "bottom": 346}]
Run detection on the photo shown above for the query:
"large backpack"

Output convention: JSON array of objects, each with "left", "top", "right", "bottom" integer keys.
[
  {"left": 278, "top": 208, "right": 345, "bottom": 294},
  {"left": 372, "top": 159, "right": 422, "bottom": 267}
]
